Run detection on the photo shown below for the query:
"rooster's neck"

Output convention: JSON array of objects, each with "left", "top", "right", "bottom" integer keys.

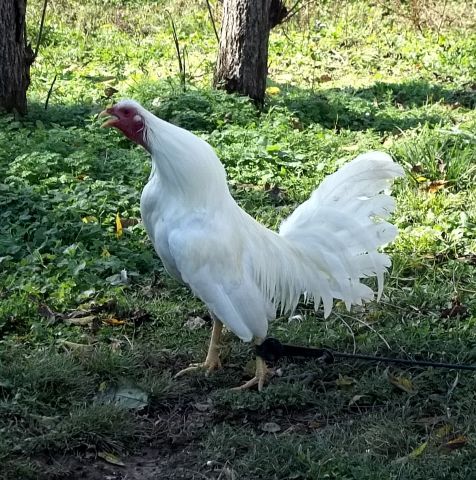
[{"left": 145, "top": 117, "right": 230, "bottom": 208}]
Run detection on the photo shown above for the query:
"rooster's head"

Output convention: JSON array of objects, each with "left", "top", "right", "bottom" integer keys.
[{"left": 100, "top": 100, "right": 148, "bottom": 149}]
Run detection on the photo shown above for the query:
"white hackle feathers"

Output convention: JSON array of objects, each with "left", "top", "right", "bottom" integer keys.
[{"left": 132, "top": 100, "right": 404, "bottom": 342}]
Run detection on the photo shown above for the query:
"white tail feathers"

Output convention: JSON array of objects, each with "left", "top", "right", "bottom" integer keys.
[{"left": 253, "top": 151, "right": 404, "bottom": 318}]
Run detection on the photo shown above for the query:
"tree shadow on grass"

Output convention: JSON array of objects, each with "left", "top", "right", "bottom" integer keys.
[
  {"left": 25, "top": 100, "right": 99, "bottom": 127},
  {"left": 276, "top": 79, "right": 476, "bottom": 133}
]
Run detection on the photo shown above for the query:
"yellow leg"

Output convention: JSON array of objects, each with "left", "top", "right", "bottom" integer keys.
[
  {"left": 231, "top": 338, "right": 271, "bottom": 392},
  {"left": 175, "top": 318, "right": 223, "bottom": 377}
]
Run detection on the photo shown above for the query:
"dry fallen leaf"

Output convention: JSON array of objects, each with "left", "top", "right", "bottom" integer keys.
[
  {"left": 58, "top": 340, "right": 95, "bottom": 351},
  {"left": 120, "top": 217, "right": 140, "bottom": 228},
  {"left": 98, "top": 451, "right": 125, "bottom": 467},
  {"left": 348, "top": 394, "right": 367, "bottom": 406},
  {"left": 441, "top": 296, "right": 468, "bottom": 319},
  {"left": 103, "top": 317, "right": 126, "bottom": 326},
  {"left": 260, "top": 422, "right": 281, "bottom": 433},
  {"left": 335, "top": 374, "right": 356, "bottom": 387},
  {"left": 441, "top": 435, "right": 468, "bottom": 450},
  {"left": 387, "top": 371, "right": 416, "bottom": 393},
  {"left": 425, "top": 179, "right": 448, "bottom": 193},
  {"left": 64, "top": 315, "right": 96, "bottom": 326}
]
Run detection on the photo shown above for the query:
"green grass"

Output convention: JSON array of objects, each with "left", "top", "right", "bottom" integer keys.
[{"left": 1, "top": 1, "right": 476, "bottom": 478}]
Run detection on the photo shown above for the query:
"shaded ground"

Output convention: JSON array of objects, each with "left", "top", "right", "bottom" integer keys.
[{"left": 16, "top": 327, "right": 476, "bottom": 479}]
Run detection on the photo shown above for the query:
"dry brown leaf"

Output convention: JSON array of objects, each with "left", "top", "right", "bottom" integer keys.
[
  {"left": 387, "top": 372, "right": 416, "bottom": 393},
  {"left": 441, "top": 435, "right": 468, "bottom": 450},
  {"left": 64, "top": 315, "right": 96, "bottom": 326},
  {"left": 335, "top": 374, "right": 356, "bottom": 387},
  {"left": 103, "top": 317, "right": 126, "bottom": 326},
  {"left": 425, "top": 179, "right": 448, "bottom": 193},
  {"left": 58, "top": 340, "right": 95, "bottom": 351},
  {"left": 348, "top": 394, "right": 367, "bottom": 406},
  {"left": 441, "top": 296, "right": 468, "bottom": 319},
  {"left": 120, "top": 217, "right": 140, "bottom": 228},
  {"left": 98, "top": 451, "right": 125, "bottom": 467},
  {"left": 67, "top": 309, "right": 93, "bottom": 319}
]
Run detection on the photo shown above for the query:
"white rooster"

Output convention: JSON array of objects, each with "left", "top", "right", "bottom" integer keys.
[{"left": 100, "top": 100, "right": 404, "bottom": 390}]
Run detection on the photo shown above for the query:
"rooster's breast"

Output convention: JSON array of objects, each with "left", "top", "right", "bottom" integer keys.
[{"left": 140, "top": 177, "right": 184, "bottom": 283}]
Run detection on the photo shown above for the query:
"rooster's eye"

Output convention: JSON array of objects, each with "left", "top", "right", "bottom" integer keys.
[{"left": 124, "top": 109, "right": 130, "bottom": 115}]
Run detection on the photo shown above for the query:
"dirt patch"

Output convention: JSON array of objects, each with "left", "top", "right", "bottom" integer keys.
[
  {"left": 55, "top": 447, "right": 213, "bottom": 480},
  {"left": 35, "top": 397, "right": 227, "bottom": 480}
]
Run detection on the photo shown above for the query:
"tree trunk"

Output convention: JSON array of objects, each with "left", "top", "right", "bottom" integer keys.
[
  {"left": 0, "top": 0, "right": 34, "bottom": 114},
  {"left": 214, "top": 0, "right": 274, "bottom": 106}
]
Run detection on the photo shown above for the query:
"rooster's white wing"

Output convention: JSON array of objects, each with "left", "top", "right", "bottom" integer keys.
[{"left": 168, "top": 215, "right": 270, "bottom": 342}]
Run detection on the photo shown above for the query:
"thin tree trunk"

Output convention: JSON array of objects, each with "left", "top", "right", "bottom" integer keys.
[
  {"left": 214, "top": 0, "right": 273, "bottom": 106},
  {"left": 0, "top": 0, "right": 34, "bottom": 114}
]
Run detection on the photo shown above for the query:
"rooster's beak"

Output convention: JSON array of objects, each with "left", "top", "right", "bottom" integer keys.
[{"left": 99, "top": 108, "right": 118, "bottom": 128}]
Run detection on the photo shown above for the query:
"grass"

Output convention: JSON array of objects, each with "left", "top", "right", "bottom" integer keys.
[{"left": 1, "top": 0, "right": 475, "bottom": 478}]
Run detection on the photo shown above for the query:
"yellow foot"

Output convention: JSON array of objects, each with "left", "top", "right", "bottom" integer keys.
[
  {"left": 174, "top": 355, "right": 222, "bottom": 378},
  {"left": 231, "top": 356, "right": 272, "bottom": 392}
]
